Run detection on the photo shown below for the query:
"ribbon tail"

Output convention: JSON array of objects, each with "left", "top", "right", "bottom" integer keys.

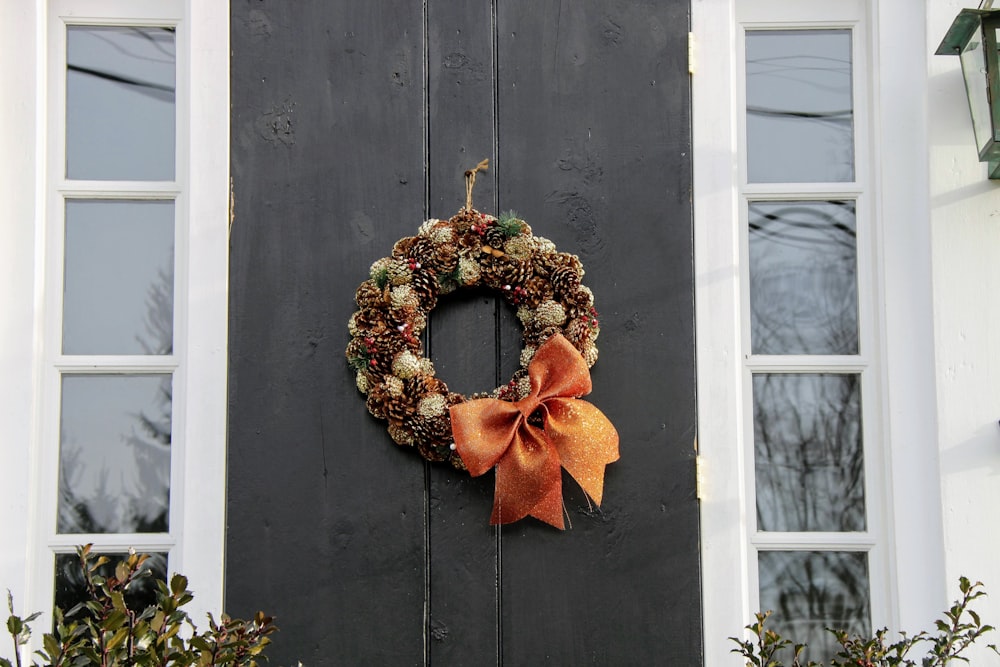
[
  {"left": 527, "top": 478, "right": 564, "bottom": 530},
  {"left": 543, "top": 397, "right": 619, "bottom": 506},
  {"left": 491, "top": 423, "right": 562, "bottom": 527}
]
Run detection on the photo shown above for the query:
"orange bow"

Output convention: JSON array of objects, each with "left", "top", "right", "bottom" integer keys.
[{"left": 449, "top": 334, "right": 619, "bottom": 529}]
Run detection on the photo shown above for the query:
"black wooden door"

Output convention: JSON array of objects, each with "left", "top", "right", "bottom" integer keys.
[{"left": 227, "top": 2, "right": 698, "bottom": 664}]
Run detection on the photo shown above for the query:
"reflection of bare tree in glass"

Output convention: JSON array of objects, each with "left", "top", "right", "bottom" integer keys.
[
  {"left": 759, "top": 550, "right": 870, "bottom": 664},
  {"left": 754, "top": 373, "right": 865, "bottom": 532},
  {"left": 57, "top": 263, "right": 172, "bottom": 535},
  {"left": 127, "top": 261, "right": 173, "bottom": 532},
  {"left": 136, "top": 264, "right": 173, "bottom": 356},
  {"left": 58, "top": 443, "right": 115, "bottom": 534},
  {"left": 749, "top": 201, "right": 858, "bottom": 355}
]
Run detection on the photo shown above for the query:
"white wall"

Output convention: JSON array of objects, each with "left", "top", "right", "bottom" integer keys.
[
  {"left": 928, "top": 1, "right": 1000, "bottom": 662},
  {"left": 0, "top": 1, "right": 40, "bottom": 623}
]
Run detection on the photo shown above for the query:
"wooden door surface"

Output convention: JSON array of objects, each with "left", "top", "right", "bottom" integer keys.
[{"left": 227, "top": 2, "right": 699, "bottom": 664}]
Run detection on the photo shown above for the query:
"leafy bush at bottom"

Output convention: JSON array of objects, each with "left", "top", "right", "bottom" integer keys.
[
  {"left": 2, "top": 545, "right": 276, "bottom": 667},
  {"left": 731, "top": 577, "right": 999, "bottom": 666}
]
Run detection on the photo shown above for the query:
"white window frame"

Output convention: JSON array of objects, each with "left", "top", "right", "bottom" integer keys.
[
  {"left": 739, "top": 5, "right": 890, "bottom": 642},
  {"left": 0, "top": 0, "right": 229, "bottom": 644},
  {"left": 694, "top": 0, "right": 945, "bottom": 664}
]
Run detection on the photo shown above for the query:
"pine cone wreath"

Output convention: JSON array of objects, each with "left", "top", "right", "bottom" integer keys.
[{"left": 346, "top": 205, "right": 603, "bottom": 467}]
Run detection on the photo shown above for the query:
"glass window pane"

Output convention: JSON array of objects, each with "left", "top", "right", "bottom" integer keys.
[
  {"left": 54, "top": 551, "right": 167, "bottom": 617},
  {"left": 746, "top": 30, "right": 854, "bottom": 183},
  {"left": 749, "top": 200, "right": 858, "bottom": 355},
  {"left": 754, "top": 373, "right": 865, "bottom": 532},
  {"left": 66, "top": 26, "right": 176, "bottom": 180},
  {"left": 960, "top": 29, "right": 992, "bottom": 155},
  {"left": 58, "top": 374, "right": 171, "bottom": 534},
  {"left": 63, "top": 200, "right": 174, "bottom": 355},
  {"left": 758, "top": 551, "right": 870, "bottom": 664}
]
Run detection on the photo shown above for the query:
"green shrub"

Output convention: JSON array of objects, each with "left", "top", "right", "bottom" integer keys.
[
  {"left": 731, "top": 577, "right": 999, "bottom": 666},
  {"left": 2, "top": 545, "right": 276, "bottom": 667}
]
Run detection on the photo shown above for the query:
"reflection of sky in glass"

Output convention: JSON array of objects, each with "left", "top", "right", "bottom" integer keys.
[
  {"left": 759, "top": 551, "right": 870, "bottom": 664},
  {"left": 754, "top": 373, "right": 865, "bottom": 532},
  {"left": 55, "top": 551, "right": 166, "bottom": 616},
  {"left": 746, "top": 30, "right": 854, "bottom": 183},
  {"left": 58, "top": 374, "right": 171, "bottom": 534},
  {"left": 63, "top": 200, "right": 174, "bottom": 355},
  {"left": 66, "top": 26, "right": 175, "bottom": 180},
  {"left": 749, "top": 201, "right": 858, "bottom": 355}
]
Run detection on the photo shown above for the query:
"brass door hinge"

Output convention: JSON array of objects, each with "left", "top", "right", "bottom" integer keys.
[
  {"left": 695, "top": 455, "right": 705, "bottom": 500},
  {"left": 688, "top": 32, "right": 696, "bottom": 75}
]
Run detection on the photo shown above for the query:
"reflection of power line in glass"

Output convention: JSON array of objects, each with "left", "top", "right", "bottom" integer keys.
[
  {"left": 87, "top": 26, "right": 175, "bottom": 63},
  {"left": 745, "top": 30, "right": 855, "bottom": 183},
  {"left": 746, "top": 105, "right": 852, "bottom": 125},
  {"left": 748, "top": 201, "right": 859, "bottom": 355},
  {"left": 67, "top": 64, "right": 174, "bottom": 102},
  {"left": 749, "top": 202, "right": 856, "bottom": 250},
  {"left": 747, "top": 54, "right": 852, "bottom": 97}
]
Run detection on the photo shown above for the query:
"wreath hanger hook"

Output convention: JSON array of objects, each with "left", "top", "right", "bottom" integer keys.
[{"left": 464, "top": 158, "right": 490, "bottom": 211}]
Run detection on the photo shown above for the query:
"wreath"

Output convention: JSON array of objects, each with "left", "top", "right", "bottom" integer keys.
[{"left": 346, "top": 160, "right": 618, "bottom": 528}]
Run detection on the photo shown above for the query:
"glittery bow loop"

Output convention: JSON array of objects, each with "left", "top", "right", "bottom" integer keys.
[{"left": 449, "top": 334, "right": 620, "bottom": 529}]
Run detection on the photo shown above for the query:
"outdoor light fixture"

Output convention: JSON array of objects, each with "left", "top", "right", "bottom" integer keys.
[{"left": 938, "top": 1, "right": 1000, "bottom": 179}]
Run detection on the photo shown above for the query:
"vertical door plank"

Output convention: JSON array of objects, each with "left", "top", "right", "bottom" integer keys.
[
  {"left": 228, "top": 3, "right": 428, "bottom": 665},
  {"left": 426, "top": 2, "right": 501, "bottom": 664},
  {"left": 496, "top": 1, "right": 701, "bottom": 663}
]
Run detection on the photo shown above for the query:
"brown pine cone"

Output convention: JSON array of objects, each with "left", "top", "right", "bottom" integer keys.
[
  {"left": 482, "top": 224, "right": 507, "bottom": 250},
  {"left": 564, "top": 317, "right": 595, "bottom": 346},
  {"left": 563, "top": 287, "right": 597, "bottom": 322},
  {"left": 366, "top": 384, "right": 390, "bottom": 420},
  {"left": 388, "top": 304, "right": 419, "bottom": 326},
  {"left": 406, "top": 374, "right": 447, "bottom": 398},
  {"left": 524, "top": 323, "right": 562, "bottom": 348},
  {"left": 409, "top": 268, "right": 439, "bottom": 309},
  {"left": 522, "top": 275, "right": 554, "bottom": 307},
  {"left": 479, "top": 257, "right": 507, "bottom": 289},
  {"left": 378, "top": 330, "right": 411, "bottom": 352},
  {"left": 456, "top": 229, "right": 482, "bottom": 252},
  {"left": 416, "top": 438, "right": 450, "bottom": 463},
  {"left": 431, "top": 241, "right": 459, "bottom": 274},
  {"left": 413, "top": 413, "right": 451, "bottom": 439},
  {"left": 385, "top": 393, "right": 417, "bottom": 422},
  {"left": 496, "top": 257, "right": 532, "bottom": 287},
  {"left": 350, "top": 308, "right": 390, "bottom": 336},
  {"left": 538, "top": 251, "right": 583, "bottom": 276},
  {"left": 392, "top": 236, "right": 417, "bottom": 259},
  {"left": 409, "top": 416, "right": 434, "bottom": 443},
  {"left": 369, "top": 335, "right": 411, "bottom": 369},
  {"left": 550, "top": 265, "right": 582, "bottom": 296},
  {"left": 408, "top": 236, "right": 438, "bottom": 268},
  {"left": 449, "top": 208, "right": 482, "bottom": 233},
  {"left": 387, "top": 419, "right": 415, "bottom": 446},
  {"left": 354, "top": 280, "right": 388, "bottom": 309},
  {"left": 410, "top": 416, "right": 452, "bottom": 462}
]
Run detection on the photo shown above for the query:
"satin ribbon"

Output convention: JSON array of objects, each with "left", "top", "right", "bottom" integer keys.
[{"left": 449, "top": 334, "right": 619, "bottom": 529}]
